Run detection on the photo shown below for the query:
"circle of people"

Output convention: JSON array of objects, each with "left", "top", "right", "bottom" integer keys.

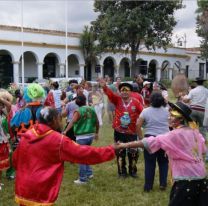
[{"left": 0, "top": 74, "right": 208, "bottom": 206}]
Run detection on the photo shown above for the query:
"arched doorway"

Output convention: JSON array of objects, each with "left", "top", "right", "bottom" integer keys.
[
  {"left": 134, "top": 59, "right": 148, "bottom": 77},
  {"left": 119, "top": 58, "right": 130, "bottom": 77},
  {"left": 0, "top": 50, "right": 13, "bottom": 87},
  {"left": 148, "top": 60, "right": 158, "bottom": 81},
  {"left": 161, "top": 61, "right": 170, "bottom": 80},
  {"left": 173, "top": 61, "right": 182, "bottom": 78},
  {"left": 103, "top": 57, "right": 115, "bottom": 80},
  {"left": 68, "top": 54, "right": 80, "bottom": 77},
  {"left": 43, "top": 53, "right": 59, "bottom": 78},
  {"left": 19, "top": 51, "right": 38, "bottom": 83}
]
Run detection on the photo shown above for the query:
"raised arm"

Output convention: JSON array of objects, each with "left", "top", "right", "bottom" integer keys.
[{"left": 99, "top": 78, "right": 119, "bottom": 105}]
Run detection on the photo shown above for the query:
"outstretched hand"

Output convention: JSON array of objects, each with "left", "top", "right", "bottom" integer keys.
[{"left": 113, "top": 141, "right": 126, "bottom": 150}]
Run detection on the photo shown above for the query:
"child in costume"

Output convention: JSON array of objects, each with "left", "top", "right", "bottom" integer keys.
[
  {"left": 11, "top": 83, "right": 45, "bottom": 143},
  {"left": 117, "top": 101, "right": 208, "bottom": 206}
]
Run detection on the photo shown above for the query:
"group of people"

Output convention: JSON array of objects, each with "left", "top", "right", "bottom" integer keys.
[{"left": 0, "top": 74, "right": 207, "bottom": 206}]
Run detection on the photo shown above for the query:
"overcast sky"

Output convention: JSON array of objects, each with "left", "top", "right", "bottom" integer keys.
[{"left": 0, "top": 0, "right": 200, "bottom": 48}]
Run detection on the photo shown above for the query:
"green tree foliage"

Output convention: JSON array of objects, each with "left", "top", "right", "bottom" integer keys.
[
  {"left": 92, "top": 0, "right": 182, "bottom": 71},
  {"left": 80, "top": 26, "right": 98, "bottom": 79},
  {"left": 196, "top": 0, "right": 208, "bottom": 59}
]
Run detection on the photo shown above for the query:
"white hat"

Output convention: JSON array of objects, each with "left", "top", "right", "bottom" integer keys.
[{"left": 143, "top": 81, "right": 151, "bottom": 86}]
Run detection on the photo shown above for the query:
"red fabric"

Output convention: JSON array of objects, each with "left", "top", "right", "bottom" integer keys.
[
  {"left": 130, "top": 92, "right": 144, "bottom": 106},
  {"left": 13, "top": 123, "right": 115, "bottom": 205},
  {"left": 44, "top": 92, "right": 55, "bottom": 107},
  {"left": 103, "top": 86, "right": 143, "bottom": 134},
  {"left": 0, "top": 143, "right": 9, "bottom": 171}
]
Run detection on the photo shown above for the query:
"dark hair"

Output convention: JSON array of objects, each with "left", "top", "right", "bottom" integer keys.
[
  {"left": 75, "top": 95, "right": 86, "bottom": 107},
  {"left": 69, "top": 79, "right": 78, "bottom": 85},
  {"left": 52, "top": 81, "right": 59, "bottom": 89},
  {"left": 38, "top": 107, "right": 59, "bottom": 125},
  {"left": 150, "top": 91, "right": 166, "bottom": 108},
  {"left": 15, "top": 89, "right": 21, "bottom": 97}
]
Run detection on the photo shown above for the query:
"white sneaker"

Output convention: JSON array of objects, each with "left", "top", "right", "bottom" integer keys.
[
  {"left": 88, "top": 175, "right": 94, "bottom": 179},
  {"left": 74, "top": 179, "right": 87, "bottom": 185},
  {"left": 0, "top": 185, "right": 2, "bottom": 191}
]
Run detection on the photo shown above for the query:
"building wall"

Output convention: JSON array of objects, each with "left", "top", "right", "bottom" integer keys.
[{"left": 0, "top": 25, "right": 206, "bottom": 85}]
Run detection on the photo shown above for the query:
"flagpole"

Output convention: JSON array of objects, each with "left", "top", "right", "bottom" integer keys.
[
  {"left": 65, "top": 0, "right": 68, "bottom": 79},
  {"left": 21, "top": 0, "right": 25, "bottom": 87}
]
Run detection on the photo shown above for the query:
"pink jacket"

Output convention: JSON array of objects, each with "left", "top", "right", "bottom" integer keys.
[{"left": 142, "top": 127, "right": 207, "bottom": 181}]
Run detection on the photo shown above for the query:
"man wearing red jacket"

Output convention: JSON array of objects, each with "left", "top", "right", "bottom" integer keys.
[
  {"left": 13, "top": 107, "right": 115, "bottom": 206},
  {"left": 99, "top": 79, "right": 143, "bottom": 178}
]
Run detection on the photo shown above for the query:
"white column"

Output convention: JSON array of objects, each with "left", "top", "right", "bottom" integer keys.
[
  {"left": 58, "top": 63, "right": 65, "bottom": 77},
  {"left": 79, "top": 64, "right": 85, "bottom": 79},
  {"left": 100, "top": 65, "right": 104, "bottom": 78},
  {"left": 37, "top": 62, "right": 43, "bottom": 79},
  {"left": 12, "top": 61, "right": 20, "bottom": 84},
  {"left": 169, "top": 68, "right": 173, "bottom": 80},
  {"left": 156, "top": 67, "right": 161, "bottom": 81},
  {"left": 115, "top": 65, "right": 119, "bottom": 77}
]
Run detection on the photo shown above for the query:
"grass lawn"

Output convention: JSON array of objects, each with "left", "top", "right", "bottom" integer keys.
[
  {"left": 0, "top": 117, "right": 171, "bottom": 206},
  {"left": 0, "top": 90, "right": 206, "bottom": 206}
]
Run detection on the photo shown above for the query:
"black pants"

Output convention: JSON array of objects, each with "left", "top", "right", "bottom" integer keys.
[
  {"left": 114, "top": 130, "right": 139, "bottom": 176},
  {"left": 169, "top": 179, "right": 208, "bottom": 206},
  {"left": 144, "top": 149, "right": 168, "bottom": 190}
]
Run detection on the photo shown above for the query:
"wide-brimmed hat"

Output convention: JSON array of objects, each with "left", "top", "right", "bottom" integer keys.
[
  {"left": 0, "top": 89, "right": 13, "bottom": 103},
  {"left": 118, "top": 82, "right": 133, "bottom": 91},
  {"left": 193, "top": 77, "right": 206, "bottom": 83},
  {"left": 168, "top": 101, "right": 192, "bottom": 121},
  {"left": 143, "top": 81, "right": 151, "bottom": 86}
]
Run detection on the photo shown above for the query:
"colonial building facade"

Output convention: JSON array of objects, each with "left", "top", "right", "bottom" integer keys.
[{"left": 0, "top": 25, "right": 206, "bottom": 86}]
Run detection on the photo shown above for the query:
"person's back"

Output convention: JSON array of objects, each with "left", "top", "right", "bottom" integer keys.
[
  {"left": 74, "top": 106, "right": 97, "bottom": 136},
  {"left": 13, "top": 107, "right": 115, "bottom": 205},
  {"left": 141, "top": 106, "right": 169, "bottom": 136},
  {"left": 13, "top": 125, "right": 64, "bottom": 203},
  {"left": 187, "top": 85, "right": 208, "bottom": 108}
]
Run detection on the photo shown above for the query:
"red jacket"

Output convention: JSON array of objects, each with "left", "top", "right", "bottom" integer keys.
[
  {"left": 13, "top": 123, "right": 115, "bottom": 206},
  {"left": 103, "top": 86, "right": 143, "bottom": 135}
]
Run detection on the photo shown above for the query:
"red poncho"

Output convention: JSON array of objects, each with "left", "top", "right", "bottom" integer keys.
[{"left": 13, "top": 123, "right": 115, "bottom": 206}]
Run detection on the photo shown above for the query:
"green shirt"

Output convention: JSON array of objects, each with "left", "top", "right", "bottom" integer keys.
[{"left": 74, "top": 106, "right": 97, "bottom": 136}]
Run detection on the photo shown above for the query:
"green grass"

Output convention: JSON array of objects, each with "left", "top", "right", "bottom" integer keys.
[
  {"left": 1, "top": 115, "right": 171, "bottom": 206},
  {"left": 0, "top": 90, "right": 201, "bottom": 206}
]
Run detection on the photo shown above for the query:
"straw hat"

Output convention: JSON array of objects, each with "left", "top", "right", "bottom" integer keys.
[{"left": 0, "top": 89, "right": 13, "bottom": 103}]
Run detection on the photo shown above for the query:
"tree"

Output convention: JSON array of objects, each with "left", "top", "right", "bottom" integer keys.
[
  {"left": 92, "top": 1, "right": 183, "bottom": 74},
  {"left": 196, "top": 0, "right": 208, "bottom": 59},
  {"left": 80, "top": 25, "right": 98, "bottom": 80}
]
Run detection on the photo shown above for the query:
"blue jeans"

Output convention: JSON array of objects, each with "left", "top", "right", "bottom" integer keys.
[{"left": 76, "top": 137, "right": 93, "bottom": 182}]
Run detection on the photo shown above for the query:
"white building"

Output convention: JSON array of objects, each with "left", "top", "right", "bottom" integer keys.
[{"left": 0, "top": 25, "right": 206, "bottom": 87}]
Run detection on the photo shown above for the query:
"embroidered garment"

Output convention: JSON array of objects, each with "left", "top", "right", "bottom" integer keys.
[{"left": 103, "top": 85, "right": 143, "bottom": 135}]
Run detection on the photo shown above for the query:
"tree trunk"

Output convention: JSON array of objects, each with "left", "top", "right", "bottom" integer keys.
[{"left": 130, "top": 48, "right": 137, "bottom": 78}]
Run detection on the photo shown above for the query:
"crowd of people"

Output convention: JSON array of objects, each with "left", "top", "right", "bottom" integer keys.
[{"left": 0, "top": 74, "right": 208, "bottom": 206}]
